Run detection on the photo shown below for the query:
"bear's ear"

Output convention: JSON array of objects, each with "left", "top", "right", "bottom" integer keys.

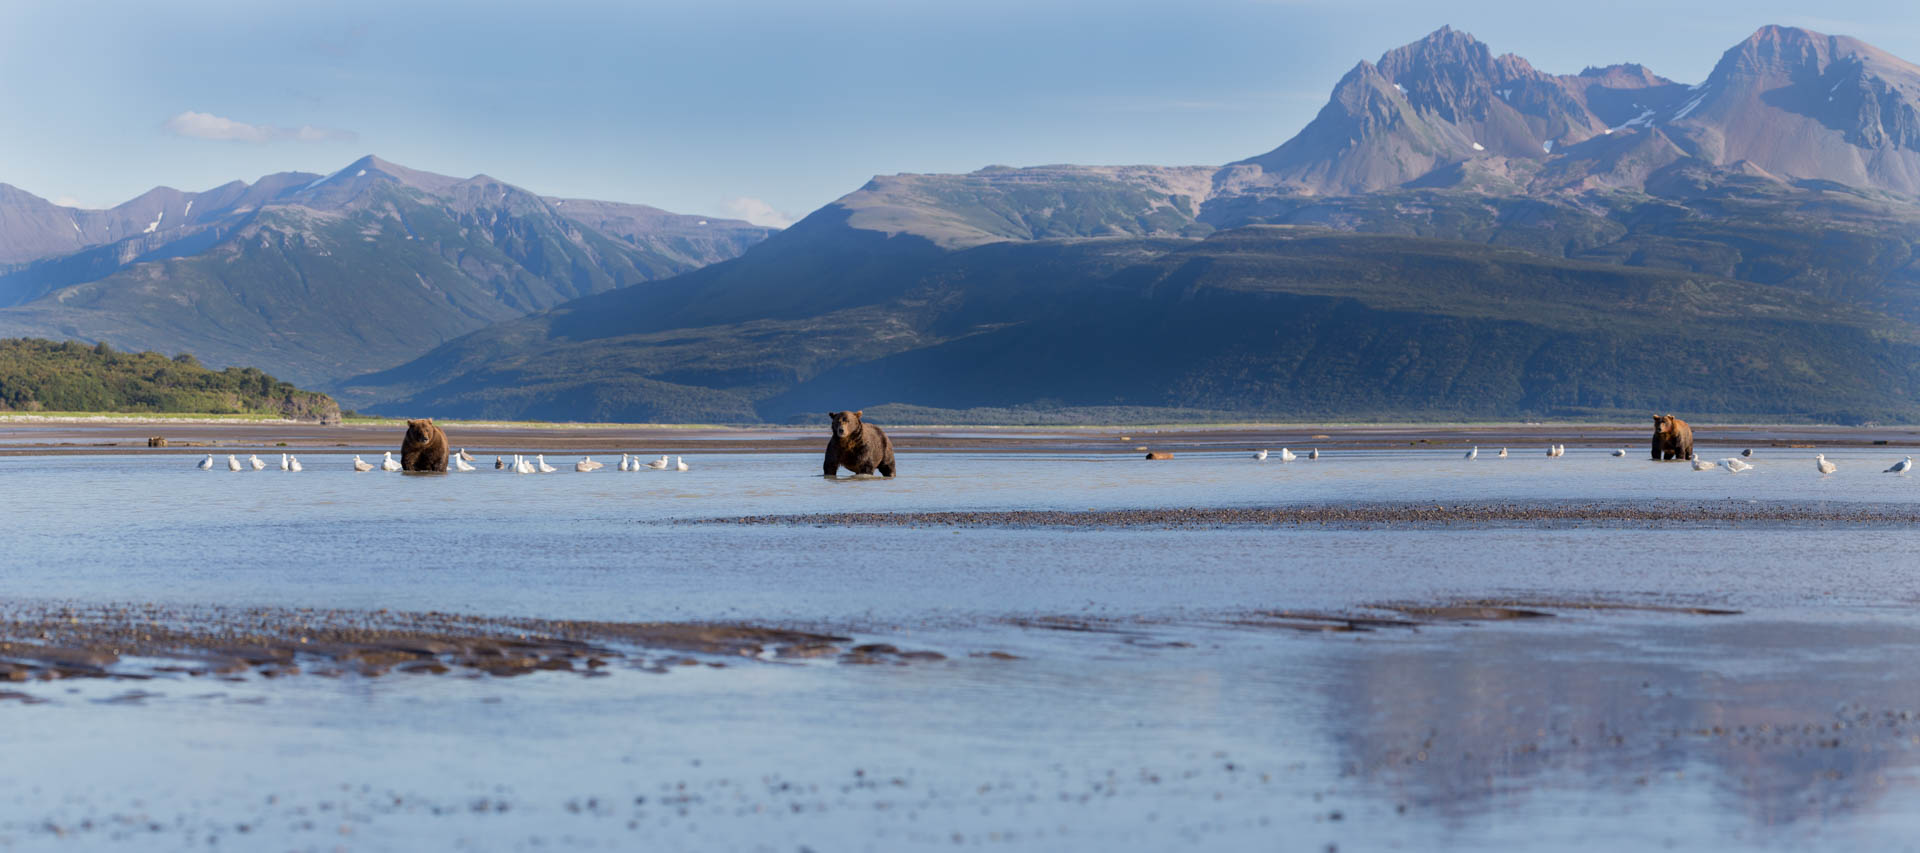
[
  {"left": 854, "top": 410, "right": 863, "bottom": 418},
  {"left": 827, "top": 411, "right": 840, "bottom": 419}
]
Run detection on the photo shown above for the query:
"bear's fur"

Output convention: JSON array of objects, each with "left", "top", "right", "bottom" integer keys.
[
  {"left": 401, "top": 418, "right": 450, "bottom": 472},
  {"left": 823, "top": 410, "right": 895, "bottom": 478},
  {"left": 1651, "top": 414, "right": 1694, "bottom": 461}
]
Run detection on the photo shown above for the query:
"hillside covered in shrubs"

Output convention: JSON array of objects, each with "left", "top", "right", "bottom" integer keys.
[{"left": 0, "top": 338, "right": 340, "bottom": 421}]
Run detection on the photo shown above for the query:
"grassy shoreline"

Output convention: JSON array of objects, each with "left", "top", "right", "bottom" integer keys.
[{"left": 3, "top": 411, "right": 1917, "bottom": 432}]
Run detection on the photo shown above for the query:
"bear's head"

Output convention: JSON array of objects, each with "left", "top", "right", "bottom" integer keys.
[
  {"left": 828, "top": 410, "right": 864, "bottom": 440},
  {"left": 1652, "top": 414, "right": 1671, "bottom": 434},
  {"left": 406, "top": 418, "right": 436, "bottom": 440}
]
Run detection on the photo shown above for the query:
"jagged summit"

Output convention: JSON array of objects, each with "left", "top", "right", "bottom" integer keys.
[{"left": 1218, "top": 24, "right": 1920, "bottom": 198}]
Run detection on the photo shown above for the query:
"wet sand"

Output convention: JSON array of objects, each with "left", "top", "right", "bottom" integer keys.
[
  {"left": 0, "top": 595, "right": 1740, "bottom": 690},
  {"left": 0, "top": 604, "right": 949, "bottom": 685},
  {"left": 700, "top": 499, "right": 1920, "bottom": 529},
  {"left": 3, "top": 419, "right": 1918, "bottom": 456}
]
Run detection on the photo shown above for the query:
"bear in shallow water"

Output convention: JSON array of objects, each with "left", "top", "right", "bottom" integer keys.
[
  {"left": 823, "top": 411, "right": 895, "bottom": 478},
  {"left": 401, "top": 418, "right": 449, "bottom": 472},
  {"left": 1651, "top": 414, "right": 1694, "bottom": 461}
]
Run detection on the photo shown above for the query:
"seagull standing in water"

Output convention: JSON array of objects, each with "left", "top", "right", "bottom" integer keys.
[
  {"left": 1723, "top": 458, "right": 1754, "bottom": 473},
  {"left": 288, "top": 456, "right": 303, "bottom": 472},
  {"left": 352, "top": 455, "right": 374, "bottom": 472},
  {"left": 675, "top": 456, "right": 689, "bottom": 472},
  {"left": 248, "top": 454, "right": 266, "bottom": 470},
  {"left": 1692, "top": 458, "right": 1718, "bottom": 471},
  {"left": 1309, "top": 448, "right": 1320, "bottom": 460},
  {"left": 1497, "top": 448, "right": 1508, "bottom": 458},
  {"left": 1887, "top": 456, "right": 1915, "bottom": 474},
  {"left": 647, "top": 455, "right": 670, "bottom": 470},
  {"left": 453, "top": 454, "right": 476, "bottom": 472},
  {"left": 575, "top": 457, "right": 603, "bottom": 472},
  {"left": 1611, "top": 448, "right": 1628, "bottom": 457},
  {"left": 619, "top": 453, "right": 633, "bottom": 471},
  {"left": 1815, "top": 454, "right": 1837, "bottom": 475},
  {"left": 279, "top": 453, "right": 290, "bottom": 471},
  {"left": 1278, "top": 448, "right": 1297, "bottom": 462},
  {"left": 226, "top": 455, "right": 242, "bottom": 472},
  {"left": 458, "top": 448, "right": 476, "bottom": 463},
  {"left": 536, "top": 455, "right": 557, "bottom": 473},
  {"left": 1464, "top": 447, "right": 1478, "bottom": 460},
  {"left": 381, "top": 451, "right": 402, "bottom": 472},
  {"left": 1253, "top": 449, "right": 1268, "bottom": 461},
  {"left": 197, "top": 454, "right": 214, "bottom": 470}
]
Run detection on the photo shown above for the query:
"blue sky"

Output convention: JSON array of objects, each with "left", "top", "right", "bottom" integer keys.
[{"left": 1, "top": 0, "right": 1913, "bottom": 226}]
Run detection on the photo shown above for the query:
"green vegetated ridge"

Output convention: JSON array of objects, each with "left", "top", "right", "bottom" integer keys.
[
  {"left": 346, "top": 184, "right": 1920, "bottom": 425},
  {"left": 0, "top": 338, "right": 340, "bottom": 421}
]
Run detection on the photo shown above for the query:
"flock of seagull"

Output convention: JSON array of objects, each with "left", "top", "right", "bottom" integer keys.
[
  {"left": 193, "top": 448, "right": 693, "bottom": 474},
  {"left": 1251, "top": 445, "right": 1917, "bottom": 475}
]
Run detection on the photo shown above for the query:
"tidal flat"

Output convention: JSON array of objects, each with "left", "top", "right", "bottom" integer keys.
[{"left": 1, "top": 427, "right": 1919, "bottom": 850}]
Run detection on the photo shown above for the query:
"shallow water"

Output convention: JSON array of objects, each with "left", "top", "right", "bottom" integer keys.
[{"left": 2, "top": 448, "right": 1919, "bottom": 850}]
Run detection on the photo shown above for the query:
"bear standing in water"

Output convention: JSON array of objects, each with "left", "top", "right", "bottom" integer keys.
[
  {"left": 1651, "top": 414, "right": 1694, "bottom": 461},
  {"left": 401, "top": 418, "right": 450, "bottom": 472},
  {"left": 823, "top": 411, "right": 895, "bottom": 478}
]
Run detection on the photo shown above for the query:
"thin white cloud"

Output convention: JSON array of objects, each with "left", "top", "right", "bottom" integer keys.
[
  {"left": 163, "top": 111, "right": 356, "bottom": 144},
  {"left": 53, "top": 196, "right": 87, "bottom": 208},
  {"left": 721, "top": 196, "right": 795, "bottom": 229}
]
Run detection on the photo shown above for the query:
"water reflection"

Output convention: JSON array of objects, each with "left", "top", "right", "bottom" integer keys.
[{"left": 1313, "top": 617, "right": 1920, "bottom": 844}]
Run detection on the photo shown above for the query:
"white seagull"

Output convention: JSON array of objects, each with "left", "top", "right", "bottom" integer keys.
[
  {"left": 1815, "top": 454, "right": 1837, "bottom": 475},
  {"left": 1253, "top": 449, "right": 1268, "bottom": 461},
  {"left": 288, "top": 455, "right": 303, "bottom": 472},
  {"left": 1308, "top": 448, "right": 1320, "bottom": 460},
  {"left": 517, "top": 455, "right": 537, "bottom": 474},
  {"left": 1278, "top": 448, "right": 1297, "bottom": 462},
  {"left": 1887, "top": 456, "right": 1914, "bottom": 474},
  {"left": 1611, "top": 448, "right": 1628, "bottom": 457},
  {"left": 226, "top": 454, "right": 242, "bottom": 472},
  {"left": 675, "top": 456, "right": 689, "bottom": 472},
  {"left": 1723, "top": 458, "right": 1753, "bottom": 473},
  {"left": 247, "top": 454, "right": 266, "bottom": 471},
  {"left": 1497, "top": 448, "right": 1508, "bottom": 458},
  {"left": 458, "top": 448, "right": 476, "bottom": 463},
  {"left": 1464, "top": 447, "right": 1478, "bottom": 460},
  {"left": 197, "top": 454, "right": 214, "bottom": 470},
  {"left": 646, "top": 455, "right": 670, "bottom": 470},
  {"left": 1692, "top": 458, "right": 1718, "bottom": 471},
  {"left": 536, "top": 454, "right": 557, "bottom": 473},
  {"left": 352, "top": 455, "right": 374, "bottom": 472},
  {"left": 279, "top": 453, "right": 290, "bottom": 471},
  {"left": 575, "top": 457, "right": 603, "bottom": 472},
  {"left": 381, "top": 451, "right": 402, "bottom": 472},
  {"left": 619, "top": 453, "right": 633, "bottom": 472},
  {"left": 453, "top": 454, "right": 475, "bottom": 472}
]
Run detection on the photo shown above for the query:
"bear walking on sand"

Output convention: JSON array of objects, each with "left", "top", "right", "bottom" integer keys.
[
  {"left": 401, "top": 418, "right": 450, "bottom": 472},
  {"left": 823, "top": 410, "right": 895, "bottom": 478},
  {"left": 1651, "top": 414, "right": 1694, "bottom": 461}
]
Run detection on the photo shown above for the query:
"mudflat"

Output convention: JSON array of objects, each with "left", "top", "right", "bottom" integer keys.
[{"left": 3, "top": 418, "right": 1918, "bottom": 456}]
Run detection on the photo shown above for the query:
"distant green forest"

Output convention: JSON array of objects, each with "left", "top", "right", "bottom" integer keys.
[{"left": 0, "top": 338, "right": 340, "bottom": 421}]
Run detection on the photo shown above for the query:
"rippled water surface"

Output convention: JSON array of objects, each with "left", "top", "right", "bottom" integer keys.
[{"left": 3, "top": 446, "right": 1920, "bottom": 850}]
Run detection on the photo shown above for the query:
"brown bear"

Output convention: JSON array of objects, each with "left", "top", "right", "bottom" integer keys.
[
  {"left": 1651, "top": 414, "right": 1694, "bottom": 461},
  {"left": 823, "top": 410, "right": 895, "bottom": 478},
  {"left": 401, "top": 418, "right": 450, "bottom": 472}
]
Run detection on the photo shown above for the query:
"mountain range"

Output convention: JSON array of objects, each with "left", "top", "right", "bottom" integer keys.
[
  {"left": 7, "top": 24, "right": 1920, "bottom": 423},
  {"left": 0, "top": 156, "right": 772, "bottom": 385}
]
